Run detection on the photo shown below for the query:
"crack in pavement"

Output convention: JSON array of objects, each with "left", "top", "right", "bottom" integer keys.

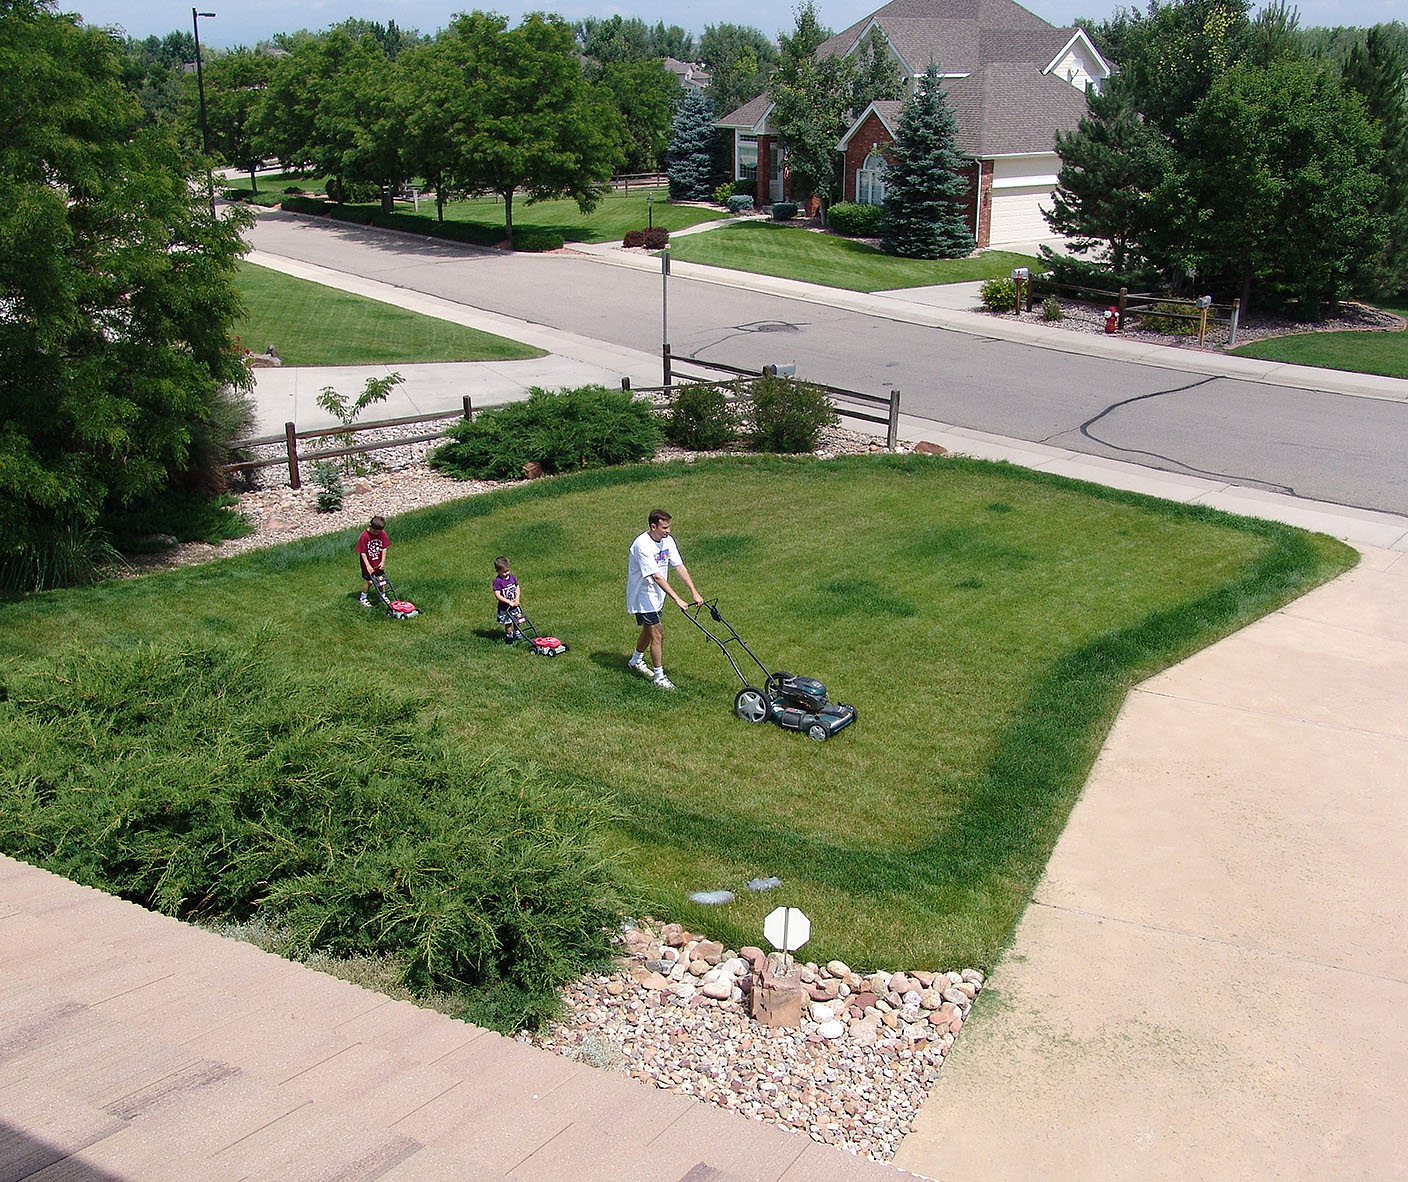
[{"left": 1073, "top": 376, "right": 1298, "bottom": 496}]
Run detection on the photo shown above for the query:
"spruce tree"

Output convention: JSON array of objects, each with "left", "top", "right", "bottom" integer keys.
[
  {"left": 667, "top": 87, "right": 716, "bottom": 200},
  {"left": 1342, "top": 27, "right": 1408, "bottom": 296},
  {"left": 882, "top": 64, "right": 974, "bottom": 259}
]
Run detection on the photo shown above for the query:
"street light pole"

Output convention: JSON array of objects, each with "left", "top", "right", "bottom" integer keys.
[
  {"left": 661, "top": 248, "right": 670, "bottom": 387},
  {"left": 192, "top": 9, "right": 215, "bottom": 156},
  {"left": 192, "top": 9, "right": 216, "bottom": 214}
]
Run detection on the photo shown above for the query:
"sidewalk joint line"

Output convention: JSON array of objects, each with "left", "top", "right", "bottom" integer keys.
[
  {"left": 1028, "top": 899, "right": 1408, "bottom": 984},
  {"left": 1132, "top": 684, "right": 1406, "bottom": 740}
]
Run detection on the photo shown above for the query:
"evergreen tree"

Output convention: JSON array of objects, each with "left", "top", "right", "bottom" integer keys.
[
  {"left": 1047, "top": 76, "right": 1173, "bottom": 275},
  {"left": 881, "top": 64, "right": 974, "bottom": 259},
  {"left": 668, "top": 87, "right": 716, "bottom": 200},
  {"left": 769, "top": 2, "right": 853, "bottom": 213},
  {"left": 1343, "top": 26, "right": 1408, "bottom": 295}
]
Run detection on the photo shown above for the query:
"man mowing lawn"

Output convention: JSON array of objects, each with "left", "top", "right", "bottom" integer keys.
[{"left": 626, "top": 508, "right": 702, "bottom": 690}]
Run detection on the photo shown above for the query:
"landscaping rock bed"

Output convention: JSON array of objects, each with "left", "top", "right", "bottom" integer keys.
[
  {"left": 984, "top": 295, "right": 1404, "bottom": 351},
  {"left": 521, "top": 918, "right": 982, "bottom": 1164}
]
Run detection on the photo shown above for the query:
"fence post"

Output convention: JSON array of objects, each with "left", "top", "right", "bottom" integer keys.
[
  {"left": 1025, "top": 279, "right": 1034, "bottom": 313},
  {"left": 1229, "top": 299, "right": 1241, "bottom": 347},
  {"left": 662, "top": 343, "right": 672, "bottom": 388},
  {"left": 284, "top": 421, "right": 300, "bottom": 489},
  {"left": 462, "top": 395, "right": 473, "bottom": 420},
  {"left": 621, "top": 376, "right": 631, "bottom": 391},
  {"left": 1117, "top": 287, "right": 1128, "bottom": 331},
  {"left": 887, "top": 390, "right": 900, "bottom": 450}
]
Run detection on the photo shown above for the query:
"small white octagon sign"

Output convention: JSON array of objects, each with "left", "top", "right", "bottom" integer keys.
[{"left": 762, "top": 906, "right": 810, "bottom": 953}]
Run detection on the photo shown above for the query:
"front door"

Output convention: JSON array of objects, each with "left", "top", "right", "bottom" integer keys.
[{"left": 770, "top": 144, "right": 784, "bottom": 204}]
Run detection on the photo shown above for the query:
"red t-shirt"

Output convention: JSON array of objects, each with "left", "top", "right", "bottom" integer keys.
[{"left": 356, "top": 529, "right": 388, "bottom": 572}]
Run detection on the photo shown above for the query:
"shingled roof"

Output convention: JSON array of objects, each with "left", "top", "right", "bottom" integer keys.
[{"left": 717, "top": 0, "right": 1104, "bottom": 156}]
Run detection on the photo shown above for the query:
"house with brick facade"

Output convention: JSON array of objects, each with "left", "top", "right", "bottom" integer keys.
[{"left": 715, "top": 0, "right": 1111, "bottom": 248}]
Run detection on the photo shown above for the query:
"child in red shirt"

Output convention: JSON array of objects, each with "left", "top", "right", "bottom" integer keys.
[{"left": 356, "top": 515, "right": 389, "bottom": 607}]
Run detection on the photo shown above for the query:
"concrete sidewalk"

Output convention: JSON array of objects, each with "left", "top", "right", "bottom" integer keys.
[{"left": 895, "top": 545, "right": 1408, "bottom": 1179}]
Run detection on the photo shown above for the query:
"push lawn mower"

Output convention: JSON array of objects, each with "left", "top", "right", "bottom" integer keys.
[
  {"left": 506, "top": 604, "right": 569, "bottom": 657},
  {"left": 370, "top": 572, "right": 419, "bottom": 619},
  {"left": 682, "top": 599, "right": 856, "bottom": 741}
]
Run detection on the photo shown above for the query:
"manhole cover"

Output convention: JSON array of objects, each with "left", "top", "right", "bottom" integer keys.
[{"left": 752, "top": 321, "right": 799, "bottom": 333}]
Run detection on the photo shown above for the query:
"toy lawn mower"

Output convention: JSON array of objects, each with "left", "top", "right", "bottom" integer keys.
[
  {"left": 506, "top": 605, "right": 569, "bottom": 657},
  {"left": 682, "top": 599, "right": 856, "bottom": 741},
  {"left": 370, "top": 572, "right": 419, "bottom": 619}
]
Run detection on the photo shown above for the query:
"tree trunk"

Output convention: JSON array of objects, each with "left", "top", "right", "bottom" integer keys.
[
  {"left": 1239, "top": 262, "right": 1254, "bottom": 318},
  {"left": 249, "top": 167, "right": 258, "bottom": 194},
  {"left": 502, "top": 189, "right": 514, "bottom": 245}
]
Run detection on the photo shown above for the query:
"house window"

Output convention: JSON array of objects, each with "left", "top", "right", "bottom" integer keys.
[
  {"left": 737, "top": 134, "right": 758, "bottom": 181},
  {"left": 856, "top": 152, "right": 887, "bottom": 205}
]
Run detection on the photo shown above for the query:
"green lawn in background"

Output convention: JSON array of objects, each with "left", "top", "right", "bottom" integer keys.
[
  {"left": 232, "top": 261, "right": 545, "bottom": 367},
  {"left": 662, "top": 221, "right": 1039, "bottom": 292},
  {"left": 417, "top": 187, "right": 724, "bottom": 243},
  {"left": 0, "top": 455, "right": 1354, "bottom": 972},
  {"left": 1228, "top": 298, "right": 1408, "bottom": 378}
]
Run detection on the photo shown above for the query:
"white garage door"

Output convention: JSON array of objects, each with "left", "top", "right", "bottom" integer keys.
[{"left": 989, "top": 184, "right": 1056, "bottom": 247}]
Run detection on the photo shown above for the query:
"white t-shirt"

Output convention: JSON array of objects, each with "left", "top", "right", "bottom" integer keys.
[{"left": 626, "top": 530, "right": 682, "bottom": 613}]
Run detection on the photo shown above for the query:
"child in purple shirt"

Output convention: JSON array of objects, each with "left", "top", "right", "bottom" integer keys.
[{"left": 492, "top": 556, "right": 524, "bottom": 644}]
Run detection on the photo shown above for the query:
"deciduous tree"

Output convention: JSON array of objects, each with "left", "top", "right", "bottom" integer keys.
[
  {"left": 0, "top": 0, "right": 252, "bottom": 590},
  {"left": 405, "top": 13, "right": 624, "bottom": 242}
]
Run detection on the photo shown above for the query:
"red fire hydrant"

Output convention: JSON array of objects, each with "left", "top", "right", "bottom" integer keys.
[{"left": 1104, "top": 307, "right": 1118, "bottom": 334}]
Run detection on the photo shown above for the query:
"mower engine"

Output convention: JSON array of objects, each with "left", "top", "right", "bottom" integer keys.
[{"left": 768, "top": 672, "right": 829, "bottom": 712}]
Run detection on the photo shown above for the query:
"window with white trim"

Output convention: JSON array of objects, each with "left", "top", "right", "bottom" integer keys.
[
  {"left": 856, "top": 152, "right": 887, "bottom": 205},
  {"left": 737, "top": 134, "right": 758, "bottom": 180}
]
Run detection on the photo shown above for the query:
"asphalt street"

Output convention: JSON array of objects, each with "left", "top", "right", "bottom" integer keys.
[{"left": 245, "top": 211, "right": 1408, "bottom": 516}]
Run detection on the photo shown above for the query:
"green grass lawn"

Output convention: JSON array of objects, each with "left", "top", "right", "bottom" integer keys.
[
  {"left": 232, "top": 261, "right": 545, "bottom": 367},
  {"left": 663, "top": 221, "right": 1039, "bottom": 292},
  {"left": 1228, "top": 298, "right": 1408, "bottom": 378},
  {"left": 0, "top": 456, "right": 1353, "bottom": 973},
  {"left": 399, "top": 186, "right": 724, "bottom": 244}
]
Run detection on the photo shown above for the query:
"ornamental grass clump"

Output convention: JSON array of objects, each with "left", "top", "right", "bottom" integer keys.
[
  {"left": 430, "top": 385, "right": 661, "bottom": 480},
  {"left": 0, "top": 634, "right": 632, "bottom": 1029}
]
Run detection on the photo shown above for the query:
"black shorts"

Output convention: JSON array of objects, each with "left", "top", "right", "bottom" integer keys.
[
  {"left": 634, "top": 610, "right": 662, "bottom": 626},
  {"left": 497, "top": 605, "right": 517, "bottom": 624}
]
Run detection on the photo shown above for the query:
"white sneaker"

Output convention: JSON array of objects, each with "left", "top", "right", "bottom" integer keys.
[
  {"left": 358, "top": 593, "right": 371, "bottom": 607},
  {"left": 652, "top": 673, "right": 675, "bottom": 690},
  {"left": 629, "top": 659, "right": 653, "bottom": 678}
]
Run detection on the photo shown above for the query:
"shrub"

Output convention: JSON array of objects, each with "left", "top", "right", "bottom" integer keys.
[
  {"left": 1041, "top": 296, "right": 1065, "bottom": 322},
  {"left": 980, "top": 277, "right": 1017, "bottom": 312},
  {"left": 221, "top": 188, "right": 246, "bottom": 202},
  {"left": 0, "top": 638, "right": 633, "bottom": 1027},
  {"left": 1140, "top": 301, "right": 1200, "bottom": 335},
  {"left": 513, "top": 229, "right": 564, "bottom": 252},
  {"left": 430, "top": 385, "right": 661, "bottom": 480},
  {"left": 101, "top": 491, "right": 251, "bottom": 552},
  {"left": 312, "top": 462, "right": 345, "bottom": 512},
  {"left": 665, "top": 383, "right": 738, "bottom": 451},
  {"left": 726, "top": 194, "right": 754, "bottom": 214},
  {"left": 771, "top": 201, "right": 799, "bottom": 221},
  {"left": 731, "top": 177, "right": 755, "bottom": 198},
  {"left": 280, "top": 195, "right": 329, "bottom": 215},
  {"left": 827, "top": 202, "right": 886, "bottom": 238},
  {"left": 745, "top": 375, "right": 838, "bottom": 453},
  {"left": 283, "top": 184, "right": 302, "bottom": 195},
  {"left": 624, "top": 227, "right": 669, "bottom": 249},
  {"left": 713, "top": 181, "right": 735, "bottom": 204},
  {"left": 324, "top": 176, "right": 379, "bottom": 205}
]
